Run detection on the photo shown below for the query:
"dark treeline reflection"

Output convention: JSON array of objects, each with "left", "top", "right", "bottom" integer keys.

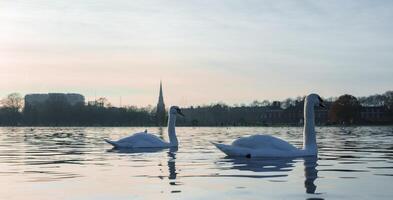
[{"left": 0, "top": 91, "right": 392, "bottom": 126}]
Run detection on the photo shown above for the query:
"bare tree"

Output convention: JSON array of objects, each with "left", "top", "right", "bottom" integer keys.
[
  {"left": 261, "top": 100, "right": 270, "bottom": 106},
  {"left": 1, "top": 93, "right": 23, "bottom": 112},
  {"left": 96, "top": 97, "right": 112, "bottom": 107}
]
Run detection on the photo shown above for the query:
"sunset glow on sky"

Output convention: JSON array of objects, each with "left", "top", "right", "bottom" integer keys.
[{"left": 1, "top": 0, "right": 392, "bottom": 106}]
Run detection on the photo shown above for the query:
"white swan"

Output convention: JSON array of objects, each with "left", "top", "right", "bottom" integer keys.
[
  {"left": 213, "top": 94, "right": 325, "bottom": 158},
  {"left": 105, "top": 106, "right": 184, "bottom": 148}
]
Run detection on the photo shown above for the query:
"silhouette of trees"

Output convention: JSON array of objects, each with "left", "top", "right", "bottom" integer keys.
[
  {"left": 0, "top": 93, "right": 23, "bottom": 125},
  {"left": 380, "top": 91, "right": 393, "bottom": 121},
  {"left": 329, "top": 94, "right": 361, "bottom": 124},
  {"left": 0, "top": 91, "right": 392, "bottom": 126},
  {"left": 1, "top": 93, "right": 23, "bottom": 112},
  {"left": 358, "top": 91, "right": 393, "bottom": 107},
  {"left": 383, "top": 91, "right": 393, "bottom": 120},
  {"left": 250, "top": 100, "right": 270, "bottom": 107},
  {"left": 96, "top": 97, "right": 111, "bottom": 107},
  {"left": 19, "top": 94, "right": 155, "bottom": 126}
]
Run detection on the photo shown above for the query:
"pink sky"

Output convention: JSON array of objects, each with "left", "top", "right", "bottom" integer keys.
[{"left": 1, "top": 1, "right": 392, "bottom": 107}]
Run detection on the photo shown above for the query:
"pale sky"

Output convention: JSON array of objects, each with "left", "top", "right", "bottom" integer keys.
[{"left": 0, "top": 0, "right": 392, "bottom": 107}]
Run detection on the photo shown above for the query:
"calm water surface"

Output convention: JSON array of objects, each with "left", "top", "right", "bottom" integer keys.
[{"left": 1, "top": 127, "right": 393, "bottom": 200}]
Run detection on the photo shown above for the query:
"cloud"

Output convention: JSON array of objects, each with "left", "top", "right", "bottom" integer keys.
[{"left": 0, "top": 0, "right": 392, "bottom": 106}]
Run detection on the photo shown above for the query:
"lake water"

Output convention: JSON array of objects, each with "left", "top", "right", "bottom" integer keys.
[{"left": 1, "top": 126, "right": 393, "bottom": 200}]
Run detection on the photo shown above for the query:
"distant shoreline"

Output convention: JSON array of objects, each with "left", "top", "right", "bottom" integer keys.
[
  {"left": 1, "top": 124, "right": 392, "bottom": 128},
  {"left": 1, "top": 91, "right": 392, "bottom": 127}
]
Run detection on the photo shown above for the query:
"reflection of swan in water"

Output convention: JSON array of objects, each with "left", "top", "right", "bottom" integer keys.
[
  {"left": 107, "top": 146, "right": 179, "bottom": 180},
  {"left": 223, "top": 157, "right": 296, "bottom": 173},
  {"left": 166, "top": 148, "right": 182, "bottom": 193},
  {"left": 118, "top": 147, "right": 180, "bottom": 191},
  {"left": 108, "top": 146, "right": 178, "bottom": 155},
  {"left": 167, "top": 150, "right": 177, "bottom": 181},
  {"left": 303, "top": 157, "right": 318, "bottom": 194},
  {"left": 107, "top": 146, "right": 181, "bottom": 192},
  {"left": 219, "top": 156, "right": 319, "bottom": 194}
]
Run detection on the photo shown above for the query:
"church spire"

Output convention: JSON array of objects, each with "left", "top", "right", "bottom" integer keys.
[
  {"left": 158, "top": 80, "right": 164, "bottom": 106},
  {"left": 156, "top": 81, "right": 166, "bottom": 126}
]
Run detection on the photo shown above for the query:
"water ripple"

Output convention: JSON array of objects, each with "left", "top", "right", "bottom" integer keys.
[{"left": 0, "top": 126, "right": 392, "bottom": 199}]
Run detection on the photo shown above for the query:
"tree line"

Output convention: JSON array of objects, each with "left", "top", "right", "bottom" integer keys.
[
  {"left": 177, "top": 91, "right": 393, "bottom": 126},
  {"left": 0, "top": 91, "right": 392, "bottom": 126},
  {"left": 0, "top": 93, "right": 155, "bottom": 126}
]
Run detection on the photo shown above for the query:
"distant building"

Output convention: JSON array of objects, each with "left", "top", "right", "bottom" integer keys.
[
  {"left": 25, "top": 93, "right": 85, "bottom": 107},
  {"left": 361, "top": 106, "right": 388, "bottom": 123},
  {"left": 260, "top": 104, "right": 284, "bottom": 124},
  {"left": 260, "top": 101, "right": 313, "bottom": 125},
  {"left": 156, "top": 81, "right": 166, "bottom": 126}
]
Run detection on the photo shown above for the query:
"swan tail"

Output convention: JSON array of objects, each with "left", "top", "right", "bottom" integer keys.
[
  {"left": 212, "top": 142, "right": 226, "bottom": 152},
  {"left": 212, "top": 142, "right": 250, "bottom": 157},
  {"left": 104, "top": 139, "right": 118, "bottom": 148}
]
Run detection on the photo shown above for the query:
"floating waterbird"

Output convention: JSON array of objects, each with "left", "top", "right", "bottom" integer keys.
[
  {"left": 213, "top": 94, "right": 325, "bottom": 158},
  {"left": 105, "top": 106, "right": 184, "bottom": 148}
]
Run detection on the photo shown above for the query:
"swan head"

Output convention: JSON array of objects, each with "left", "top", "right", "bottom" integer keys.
[
  {"left": 169, "top": 106, "right": 185, "bottom": 116},
  {"left": 306, "top": 93, "right": 326, "bottom": 108}
]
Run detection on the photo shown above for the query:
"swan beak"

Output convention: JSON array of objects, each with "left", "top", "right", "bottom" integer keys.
[
  {"left": 317, "top": 96, "right": 326, "bottom": 108},
  {"left": 178, "top": 110, "right": 185, "bottom": 117}
]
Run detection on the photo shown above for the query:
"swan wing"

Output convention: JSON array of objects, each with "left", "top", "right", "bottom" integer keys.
[
  {"left": 213, "top": 135, "right": 304, "bottom": 157},
  {"left": 232, "top": 135, "right": 298, "bottom": 151},
  {"left": 108, "top": 132, "right": 169, "bottom": 148},
  {"left": 213, "top": 142, "right": 302, "bottom": 157},
  {"left": 213, "top": 142, "right": 251, "bottom": 157}
]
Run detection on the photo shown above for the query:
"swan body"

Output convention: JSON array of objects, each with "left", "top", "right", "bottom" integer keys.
[
  {"left": 213, "top": 138, "right": 312, "bottom": 158},
  {"left": 105, "top": 106, "right": 184, "bottom": 149},
  {"left": 104, "top": 131, "right": 171, "bottom": 148},
  {"left": 213, "top": 94, "right": 325, "bottom": 158}
]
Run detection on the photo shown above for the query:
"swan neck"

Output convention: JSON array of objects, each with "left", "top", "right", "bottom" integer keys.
[
  {"left": 167, "top": 113, "right": 178, "bottom": 146},
  {"left": 303, "top": 100, "right": 317, "bottom": 152}
]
